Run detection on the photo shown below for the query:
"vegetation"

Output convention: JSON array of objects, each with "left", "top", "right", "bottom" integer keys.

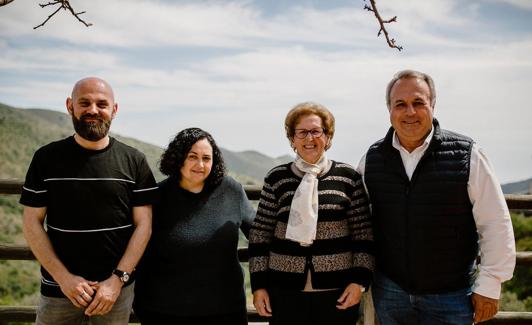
[
  {"left": 500, "top": 213, "right": 532, "bottom": 311},
  {"left": 0, "top": 102, "right": 530, "bottom": 315}
]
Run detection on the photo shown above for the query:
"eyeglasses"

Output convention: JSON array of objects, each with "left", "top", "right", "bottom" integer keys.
[{"left": 294, "top": 128, "right": 325, "bottom": 139}]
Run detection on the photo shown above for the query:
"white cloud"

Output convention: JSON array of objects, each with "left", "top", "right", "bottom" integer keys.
[
  {"left": 493, "top": 0, "right": 532, "bottom": 10},
  {"left": 0, "top": 0, "right": 531, "bottom": 182},
  {"left": 380, "top": 0, "right": 466, "bottom": 26},
  {"left": 0, "top": 0, "right": 375, "bottom": 48}
]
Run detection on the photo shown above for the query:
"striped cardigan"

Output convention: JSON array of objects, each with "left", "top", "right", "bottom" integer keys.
[{"left": 248, "top": 161, "right": 374, "bottom": 292}]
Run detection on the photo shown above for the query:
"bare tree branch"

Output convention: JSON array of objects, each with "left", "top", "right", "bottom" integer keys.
[
  {"left": 34, "top": 0, "right": 92, "bottom": 29},
  {"left": 0, "top": 0, "right": 15, "bottom": 6},
  {"left": 364, "top": 0, "right": 403, "bottom": 51}
]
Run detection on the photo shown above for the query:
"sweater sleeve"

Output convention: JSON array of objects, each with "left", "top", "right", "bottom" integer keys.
[
  {"left": 239, "top": 182, "right": 256, "bottom": 239},
  {"left": 348, "top": 172, "right": 375, "bottom": 289},
  {"left": 248, "top": 174, "right": 279, "bottom": 292}
]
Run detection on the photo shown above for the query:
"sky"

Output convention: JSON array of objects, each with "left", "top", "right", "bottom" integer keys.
[{"left": 1, "top": 0, "right": 531, "bottom": 183}]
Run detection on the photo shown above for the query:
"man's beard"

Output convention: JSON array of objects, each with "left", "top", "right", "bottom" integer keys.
[{"left": 72, "top": 113, "right": 112, "bottom": 141}]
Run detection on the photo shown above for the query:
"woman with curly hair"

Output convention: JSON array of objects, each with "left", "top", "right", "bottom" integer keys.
[{"left": 134, "top": 127, "right": 255, "bottom": 325}]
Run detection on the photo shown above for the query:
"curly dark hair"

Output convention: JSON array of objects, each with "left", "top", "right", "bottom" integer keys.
[{"left": 159, "top": 127, "right": 226, "bottom": 189}]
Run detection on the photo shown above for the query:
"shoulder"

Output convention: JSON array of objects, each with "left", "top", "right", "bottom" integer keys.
[
  {"left": 110, "top": 138, "right": 150, "bottom": 165},
  {"left": 219, "top": 175, "right": 244, "bottom": 193},
  {"left": 439, "top": 129, "right": 475, "bottom": 144},
  {"left": 264, "top": 163, "right": 292, "bottom": 181},
  {"left": 110, "top": 137, "right": 142, "bottom": 154},
  {"left": 330, "top": 160, "right": 361, "bottom": 179},
  {"left": 368, "top": 137, "right": 385, "bottom": 151},
  {"left": 33, "top": 137, "right": 72, "bottom": 158},
  {"left": 157, "top": 177, "right": 171, "bottom": 190}
]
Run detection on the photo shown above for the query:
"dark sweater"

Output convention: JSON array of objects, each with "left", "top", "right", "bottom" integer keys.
[
  {"left": 134, "top": 176, "right": 255, "bottom": 316},
  {"left": 248, "top": 161, "right": 374, "bottom": 292}
]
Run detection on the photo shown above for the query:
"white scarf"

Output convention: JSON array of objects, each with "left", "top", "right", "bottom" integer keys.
[{"left": 285, "top": 154, "right": 329, "bottom": 246}]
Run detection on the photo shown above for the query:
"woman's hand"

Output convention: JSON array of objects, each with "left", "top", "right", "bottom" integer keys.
[
  {"left": 253, "top": 288, "right": 273, "bottom": 317},
  {"left": 336, "top": 283, "right": 364, "bottom": 310}
]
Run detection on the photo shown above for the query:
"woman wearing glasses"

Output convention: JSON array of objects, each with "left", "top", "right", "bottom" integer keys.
[{"left": 248, "top": 102, "right": 374, "bottom": 324}]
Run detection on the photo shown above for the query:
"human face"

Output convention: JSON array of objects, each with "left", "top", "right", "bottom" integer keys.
[
  {"left": 291, "top": 114, "right": 329, "bottom": 164},
  {"left": 67, "top": 78, "right": 117, "bottom": 141},
  {"left": 389, "top": 77, "right": 434, "bottom": 152},
  {"left": 180, "top": 138, "right": 213, "bottom": 189}
]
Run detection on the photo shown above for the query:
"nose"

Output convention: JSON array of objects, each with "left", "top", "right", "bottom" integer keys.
[
  {"left": 85, "top": 103, "right": 99, "bottom": 115},
  {"left": 405, "top": 104, "right": 416, "bottom": 116},
  {"left": 304, "top": 132, "right": 317, "bottom": 140}
]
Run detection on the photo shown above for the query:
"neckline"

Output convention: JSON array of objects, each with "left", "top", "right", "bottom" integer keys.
[
  {"left": 69, "top": 135, "right": 115, "bottom": 154},
  {"left": 288, "top": 160, "right": 336, "bottom": 180}
]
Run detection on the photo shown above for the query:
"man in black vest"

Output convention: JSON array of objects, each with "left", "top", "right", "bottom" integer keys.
[{"left": 358, "top": 70, "right": 515, "bottom": 324}]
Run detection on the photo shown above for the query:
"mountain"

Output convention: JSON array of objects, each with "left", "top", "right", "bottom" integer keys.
[
  {"left": 221, "top": 149, "right": 292, "bottom": 184},
  {"left": 502, "top": 178, "right": 532, "bottom": 195},
  {"left": 0, "top": 102, "right": 289, "bottom": 184}
]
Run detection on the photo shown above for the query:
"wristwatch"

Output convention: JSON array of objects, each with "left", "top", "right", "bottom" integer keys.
[{"left": 112, "top": 269, "right": 130, "bottom": 283}]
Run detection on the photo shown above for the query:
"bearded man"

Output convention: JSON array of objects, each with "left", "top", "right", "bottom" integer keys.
[{"left": 20, "top": 77, "right": 157, "bottom": 325}]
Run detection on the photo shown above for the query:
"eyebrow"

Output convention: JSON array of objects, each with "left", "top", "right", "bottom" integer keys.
[
  {"left": 77, "top": 98, "right": 110, "bottom": 103},
  {"left": 188, "top": 151, "right": 211, "bottom": 156}
]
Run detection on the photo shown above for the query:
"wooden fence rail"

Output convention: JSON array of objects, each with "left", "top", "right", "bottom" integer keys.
[
  {"left": 1, "top": 179, "right": 532, "bottom": 209},
  {"left": 1, "top": 179, "right": 531, "bottom": 324}
]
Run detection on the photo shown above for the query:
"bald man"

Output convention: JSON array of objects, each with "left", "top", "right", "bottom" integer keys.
[{"left": 21, "top": 77, "right": 157, "bottom": 325}]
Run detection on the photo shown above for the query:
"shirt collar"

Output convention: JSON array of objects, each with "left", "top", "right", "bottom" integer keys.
[{"left": 392, "top": 126, "right": 435, "bottom": 154}]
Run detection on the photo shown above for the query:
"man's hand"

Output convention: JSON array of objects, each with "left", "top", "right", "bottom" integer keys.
[
  {"left": 253, "top": 288, "right": 272, "bottom": 317},
  {"left": 85, "top": 275, "right": 123, "bottom": 316},
  {"left": 472, "top": 293, "right": 499, "bottom": 324},
  {"left": 56, "top": 273, "right": 97, "bottom": 308},
  {"left": 336, "top": 283, "right": 364, "bottom": 310}
]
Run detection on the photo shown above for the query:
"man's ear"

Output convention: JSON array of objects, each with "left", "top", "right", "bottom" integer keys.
[
  {"left": 66, "top": 97, "right": 73, "bottom": 115},
  {"left": 112, "top": 103, "right": 118, "bottom": 119}
]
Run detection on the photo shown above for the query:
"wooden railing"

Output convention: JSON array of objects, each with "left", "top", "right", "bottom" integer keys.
[{"left": 1, "top": 179, "right": 531, "bottom": 324}]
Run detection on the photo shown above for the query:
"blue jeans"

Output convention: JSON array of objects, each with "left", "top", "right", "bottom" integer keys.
[
  {"left": 372, "top": 272, "right": 474, "bottom": 325},
  {"left": 36, "top": 283, "right": 134, "bottom": 325}
]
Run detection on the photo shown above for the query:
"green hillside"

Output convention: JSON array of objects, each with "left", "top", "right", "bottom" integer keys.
[
  {"left": 0, "top": 104, "right": 165, "bottom": 181},
  {"left": 0, "top": 103, "right": 293, "bottom": 185}
]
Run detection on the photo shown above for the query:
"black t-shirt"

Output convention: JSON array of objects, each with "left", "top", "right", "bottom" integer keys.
[{"left": 20, "top": 136, "right": 157, "bottom": 297}]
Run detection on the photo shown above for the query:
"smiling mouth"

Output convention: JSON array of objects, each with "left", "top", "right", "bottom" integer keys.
[{"left": 81, "top": 115, "right": 103, "bottom": 122}]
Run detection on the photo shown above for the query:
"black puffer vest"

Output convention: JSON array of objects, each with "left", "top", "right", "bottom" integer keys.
[{"left": 365, "top": 119, "right": 478, "bottom": 293}]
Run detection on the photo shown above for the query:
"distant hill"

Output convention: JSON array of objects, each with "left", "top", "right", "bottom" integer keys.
[
  {"left": 221, "top": 149, "right": 292, "bottom": 184},
  {"left": 0, "top": 102, "right": 290, "bottom": 184},
  {"left": 502, "top": 178, "right": 532, "bottom": 195}
]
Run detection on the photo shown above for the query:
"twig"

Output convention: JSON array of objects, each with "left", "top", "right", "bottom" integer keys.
[
  {"left": 34, "top": 0, "right": 92, "bottom": 29},
  {"left": 0, "top": 0, "right": 15, "bottom": 6},
  {"left": 364, "top": 0, "right": 403, "bottom": 51},
  {"left": 33, "top": 4, "right": 63, "bottom": 29}
]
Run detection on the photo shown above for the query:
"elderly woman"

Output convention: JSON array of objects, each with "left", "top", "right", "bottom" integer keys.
[
  {"left": 248, "top": 102, "right": 374, "bottom": 324},
  {"left": 134, "top": 128, "right": 255, "bottom": 325}
]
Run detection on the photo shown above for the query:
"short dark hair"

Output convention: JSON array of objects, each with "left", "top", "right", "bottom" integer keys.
[{"left": 159, "top": 127, "right": 226, "bottom": 189}]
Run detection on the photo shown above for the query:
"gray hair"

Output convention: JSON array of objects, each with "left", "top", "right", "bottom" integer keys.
[{"left": 385, "top": 70, "right": 436, "bottom": 109}]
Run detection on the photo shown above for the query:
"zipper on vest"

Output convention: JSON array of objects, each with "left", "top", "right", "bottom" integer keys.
[{"left": 405, "top": 182, "right": 412, "bottom": 290}]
